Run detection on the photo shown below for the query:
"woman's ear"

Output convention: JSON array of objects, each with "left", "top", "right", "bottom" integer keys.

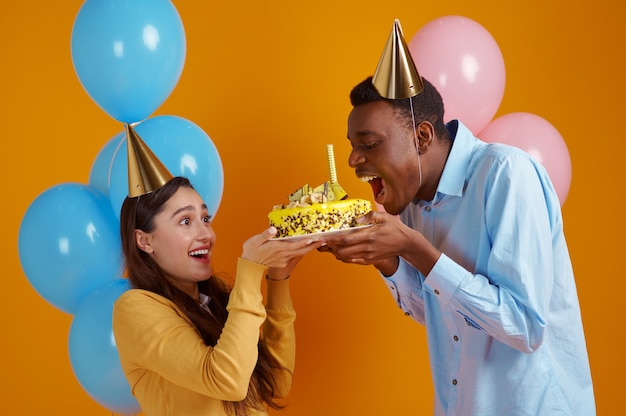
[{"left": 135, "top": 230, "right": 154, "bottom": 254}]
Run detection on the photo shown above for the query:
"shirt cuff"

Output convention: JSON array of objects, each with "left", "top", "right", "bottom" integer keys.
[
  {"left": 381, "top": 257, "right": 419, "bottom": 304},
  {"left": 423, "top": 253, "right": 469, "bottom": 305},
  {"left": 266, "top": 278, "right": 292, "bottom": 311}
]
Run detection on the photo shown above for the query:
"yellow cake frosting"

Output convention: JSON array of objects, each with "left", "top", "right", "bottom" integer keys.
[{"left": 269, "top": 195, "right": 372, "bottom": 238}]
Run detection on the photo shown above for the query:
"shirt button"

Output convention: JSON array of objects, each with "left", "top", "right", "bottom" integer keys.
[
  {"left": 452, "top": 379, "right": 457, "bottom": 386},
  {"left": 404, "top": 311, "right": 410, "bottom": 316},
  {"left": 434, "top": 289, "right": 440, "bottom": 295},
  {"left": 453, "top": 335, "right": 459, "bottom": 342},
  {"left": 425, "top": 206, "right": 431, "bottom": 212}
]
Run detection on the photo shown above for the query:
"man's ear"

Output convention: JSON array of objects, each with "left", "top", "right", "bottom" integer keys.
[
  {"left": 416, "top": 121, "right": 435, "bottom": 152},
  {"left": 135, "top": 230, "right": 154, "bottom": 254}
]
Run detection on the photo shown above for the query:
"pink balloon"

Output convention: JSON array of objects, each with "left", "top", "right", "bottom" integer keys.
[
  {"left": 408, "top": 16, "right": 506, "bottom": 135},
  {"left": 478, "top": 112, "right": 572, "bottom": 206}
]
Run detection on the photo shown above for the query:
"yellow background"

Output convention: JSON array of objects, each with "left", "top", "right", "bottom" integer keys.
[{"left": 2, "top": 0, "right": 623, "bottom": 414}]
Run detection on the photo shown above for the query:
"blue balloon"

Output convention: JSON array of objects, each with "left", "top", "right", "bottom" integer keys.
[
  {"left": 69, "top": 278, "right": 141, "bottom": 415},
  {"left": 89, "top": 131, "right": 125, "bottom": 197},
  {"left": 71, "top": 0, "right": 186, "bottom": 123},
  {"left": 108, "top": 115, "right": 224, "bottom": 220},
  {"left": 18, "top": 183, "right": 122, "bottom": 314}
]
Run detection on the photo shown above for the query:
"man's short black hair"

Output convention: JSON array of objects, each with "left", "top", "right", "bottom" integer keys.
[{"left": 350, "top": 76, "right": 449, "bottom": 140}]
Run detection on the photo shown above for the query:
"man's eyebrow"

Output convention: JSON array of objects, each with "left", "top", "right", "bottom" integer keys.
[{"left": 348, "top": 129, "right": 381, "bottom": 139}]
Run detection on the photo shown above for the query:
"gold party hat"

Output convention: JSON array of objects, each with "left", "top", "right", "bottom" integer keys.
[
  {"left": 125, "top": 123, "right": 173, "bottom": 198},
  {"left": 372, "top": 19, "right": 424, "bottom": 99}
]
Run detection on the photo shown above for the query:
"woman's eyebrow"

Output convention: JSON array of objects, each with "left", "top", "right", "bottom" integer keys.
[
  {"left": 170, "top": 205, "right": 195, "bottom": 218},
  {"left": 170, "top": 203, "right": 208, "bottom": 218}
]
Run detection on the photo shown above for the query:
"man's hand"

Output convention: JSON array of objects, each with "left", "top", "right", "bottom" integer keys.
[
  {"left": 319, "top": 210, "right": 441, "bottom": 277},
  {"left": 318, "top": 211, "right": 407, "bottom": 274}
]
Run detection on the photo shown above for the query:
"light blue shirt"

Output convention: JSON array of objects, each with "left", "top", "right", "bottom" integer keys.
[{"left": 384, "top": 121, "right": 595, "bottom": 415}]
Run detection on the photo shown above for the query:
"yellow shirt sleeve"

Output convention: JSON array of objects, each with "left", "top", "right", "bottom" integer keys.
[
  {"left": 112, "top": 258, "right": 294, "bottom": 416},
  {"left": 263, "top": 278, "right": 296, "bottom": 397}
]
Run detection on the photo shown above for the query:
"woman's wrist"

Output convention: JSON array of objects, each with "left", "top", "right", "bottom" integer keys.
[{"left": 266, "top": 274, "right": 291, "bottom": 281}]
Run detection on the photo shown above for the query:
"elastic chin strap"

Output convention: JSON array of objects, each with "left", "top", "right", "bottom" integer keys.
[{"left": 409, "top": 99, "right": 423, "bottom": 190}]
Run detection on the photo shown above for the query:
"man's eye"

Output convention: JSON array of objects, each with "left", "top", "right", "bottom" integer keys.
[{"left": 364, "top": 141, "right": 380, "bottom": 150}]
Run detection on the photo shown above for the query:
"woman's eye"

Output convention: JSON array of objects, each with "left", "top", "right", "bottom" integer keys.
[
  {"left": 179, "top": 218, "right": 190, "bottom": 225},
  {"left": 203, "top": 215, "right": 212, "bottom": 223}
]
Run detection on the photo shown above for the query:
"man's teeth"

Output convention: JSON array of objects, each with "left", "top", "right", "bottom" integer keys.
[
  {"left": 360, "top": 175, "right": 377, "bottom": 182},
  {"left": 189, "top": 249, "right": 209, "bottom": 257}
]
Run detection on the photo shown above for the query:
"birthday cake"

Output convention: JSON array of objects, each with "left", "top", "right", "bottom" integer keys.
[
  {"left": 269, "top": 182, "right": 372, "bottom": 238},
  {"left": 269, "top": 144, "right": 372, "bottom": 238}
]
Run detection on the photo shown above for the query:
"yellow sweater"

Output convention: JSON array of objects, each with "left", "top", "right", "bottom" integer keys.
[{"left": 112, "top": 258, "right": 296, "bottom": 416}]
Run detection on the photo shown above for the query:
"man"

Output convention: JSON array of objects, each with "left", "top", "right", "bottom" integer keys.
[{"left": 322, "top": 72, "right": 595, "bottom": 414}]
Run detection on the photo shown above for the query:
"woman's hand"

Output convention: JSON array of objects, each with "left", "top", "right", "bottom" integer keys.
[{"left": 242, "top": 227, "right": 323, "bottom": 276}]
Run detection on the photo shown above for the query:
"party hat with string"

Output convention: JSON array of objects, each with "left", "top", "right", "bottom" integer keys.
[
  {"left": 125, "top": 123, "right": 173, "bottom": 198},
  {"left": 372, "top": 19, "right": 424, "bottom": 99}
]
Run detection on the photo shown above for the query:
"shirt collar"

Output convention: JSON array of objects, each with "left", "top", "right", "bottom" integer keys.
[{"left": 435, "top": 120, "right": 479, "bottom": 198}]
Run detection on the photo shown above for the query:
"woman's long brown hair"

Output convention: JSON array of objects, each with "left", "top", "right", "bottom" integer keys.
[{"left": 119, "top": 177, "right": 286, "bottom": 416}]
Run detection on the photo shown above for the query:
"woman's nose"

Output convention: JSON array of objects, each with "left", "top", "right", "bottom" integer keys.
[{"left": 196, "top": 223, "right": 215, "bottom": 241}]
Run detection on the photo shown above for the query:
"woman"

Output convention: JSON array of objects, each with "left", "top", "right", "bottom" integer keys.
[{"left": 112, "top": 176, "right": 321, "bottom": 416}]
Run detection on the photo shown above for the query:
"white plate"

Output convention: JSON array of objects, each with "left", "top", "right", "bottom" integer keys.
[{"left": 272, "top": 224, "right": 373, "bottom": 241}]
